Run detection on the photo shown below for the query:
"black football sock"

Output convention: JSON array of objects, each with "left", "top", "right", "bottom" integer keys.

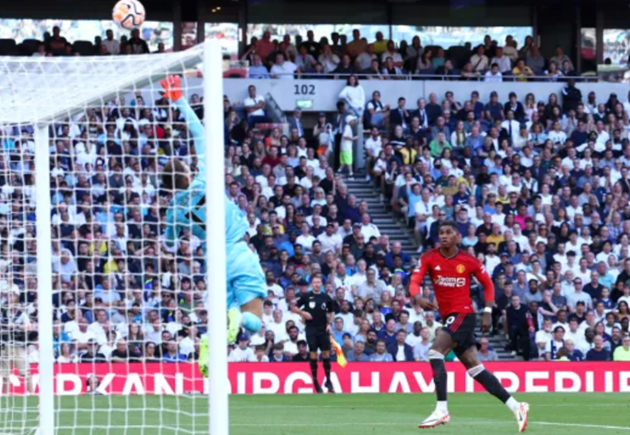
[
  {"left": 428, "top": 350, "right": 447, "bottom": 402},
  {"left": 309, "top": 358, "right": 319, "bottom": 384},
  {"left": 468, "top": 365, "right": 511, "bottom": 403},
  {"left": 322, "top": 357, "right": 331, "bottom": 382}
]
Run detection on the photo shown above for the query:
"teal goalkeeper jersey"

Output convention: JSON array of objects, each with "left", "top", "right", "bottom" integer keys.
[{"left": 164, "top": 97, "right": 248, "bottom": 247}]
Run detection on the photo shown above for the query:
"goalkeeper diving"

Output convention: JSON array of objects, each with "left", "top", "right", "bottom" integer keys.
[{"left": 159, "top": 75, "right": 266, "bottom": 376}]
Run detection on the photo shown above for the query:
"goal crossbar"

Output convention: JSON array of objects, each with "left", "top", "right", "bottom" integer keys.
[{"left": 0, "top": 44, "right": 205, "bottom": 125}]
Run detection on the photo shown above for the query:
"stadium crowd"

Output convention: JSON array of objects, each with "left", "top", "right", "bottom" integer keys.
[
  {"left": 241, "top": 29, "right": 581, "bottom": 81},
  {"left": 4, "top": 24, "right": 589, "bottom": 84},
  {"left": 2, "top": 53, "right": 630, "bottom": 367}
]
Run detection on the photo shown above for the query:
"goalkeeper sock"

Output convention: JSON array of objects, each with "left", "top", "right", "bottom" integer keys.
[
  {"left": 428, "top": 350, "right": 447, "bottom": 403},
  {"left": 468, "top": 365, "right": 513, "bottom": 407},
  {"left": 241, "top": 312, "right": 262, "bottom": 334},
  {"left": 322, "top": 357, "right": 331, "bottom": 382},
  {"left": 309, "top": 359, "right": 319, "bottom": 384}
]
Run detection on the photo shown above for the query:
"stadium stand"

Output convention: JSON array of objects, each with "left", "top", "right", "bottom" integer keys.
[{"left": 1, "top": 26, "right": 630, "bottom": 371}]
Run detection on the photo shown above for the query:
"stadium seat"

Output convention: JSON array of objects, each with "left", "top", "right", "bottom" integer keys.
[
  {"left": 447, "top": 46, "right": 471, "bottom": 69},
  {"left": 18, "top": 39, "right": 41, "bottom": 56},
  {"left": 424, "top": 45, "right": 442, "bottom": 55},
  {"left": 0, "top": 39, "right": 19, "bottom": 56},
  {"left": 73, "top": 41, "right": 95, "bottom": 56},
  {"left": 224, "top": 69, "right": 247, "bottom": 78}
]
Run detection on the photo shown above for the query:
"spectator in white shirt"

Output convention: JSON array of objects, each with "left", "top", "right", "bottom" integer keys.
[
  {"left": 68, "top": 317, "right": 96, "bottom": 351},
  {"left": 317, "top": 222, "right": 343, "bottom": 254},
  {"left": 266, "top": 309, "right": 289, "bottom": 344},
  {"left": 270, "top": 53, "right": 298, "bottom": 80},
  {"left": 101, "top": 30, "right": 120, "bottom": 55},
  {"left": 484, "top": 63, "right": 503, "bottom": 82},
  {"left": 55, "top": 249, "right": 77, "bottom": 283},
  {"left": 548, "top": 121, "right": 567, "bottom": 145},
  {"left": 360, "top": 213, "right": 380, "bottom": 241},
  {"left": 381, "top": 41, "right": 403, "bottom": 68},
  {"left": 266, "top": 271, "right": 284, "bottom": 299},
  {"left": 470, "top": 45, "right": 490, "bottom": 72},
  {"left": 318, "top": 44, "right": 340, "bottom": 73},
  {"left": 501, "top": 110, "right": 521, "bottom": 144},
  {"left": 228, "top": 335, "right": 257, "bottom": 362},
  {"left": 243, "top": 85, "right": 267, "bottom": 126},
  {"left": 491, "top": 47, "right": 512, "bottom": 73},
  {"left": 594, "top": 120, "right": 610, "bottom": 146},
  {"left": 296, "top": 222, "right": 316, "bottom": 251},
  {"left": 503, "top": 35, "right": 519, "bottom": 62},
  {"left": 338, "top": 75, "right": 365, "bottom": 116}
]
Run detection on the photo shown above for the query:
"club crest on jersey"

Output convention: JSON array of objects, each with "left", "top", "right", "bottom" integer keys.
[
  {"left": 456, "top": 264, "right": 466, "bottom": 274},
  {"left": 309, "top": 301, "right": 316, "bottom": 309}
]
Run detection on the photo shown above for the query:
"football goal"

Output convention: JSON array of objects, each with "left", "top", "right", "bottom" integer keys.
[{"left": 0, "top": 41, "right": 228, "bottom": 435}]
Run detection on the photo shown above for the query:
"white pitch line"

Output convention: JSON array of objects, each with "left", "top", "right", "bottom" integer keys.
[
  {"left": 231, "top": 421, "right": 630, "bottom": 431},
  {"left": 231, "top": 403, "right": 625, "bottom": 410},
  {"left": 534, "top": 421, "right": 630, "bottom": 431}
]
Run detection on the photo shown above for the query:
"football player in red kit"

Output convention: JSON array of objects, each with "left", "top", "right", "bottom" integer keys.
[{"left": 411, "top": 221, "right": 529, "bottom": 432}]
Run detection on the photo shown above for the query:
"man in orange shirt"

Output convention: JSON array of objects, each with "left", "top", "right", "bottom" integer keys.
[{"left": 256, "top": 31, "right": 276, "bottom": 65}]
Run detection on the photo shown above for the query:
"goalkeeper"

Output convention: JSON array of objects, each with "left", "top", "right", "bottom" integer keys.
[{"left": 159, "top": 76, "right": 265, "bottom": 368}]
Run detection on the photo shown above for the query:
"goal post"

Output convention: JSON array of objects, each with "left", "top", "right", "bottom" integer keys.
[
  {"left": 34, "top": 123, "right": 54, "bottom": 435},
  {"left": 0, "top": 40, "right": 228, "bottom": 435},
  {"left": 203, "top": 41, "right": 229, "bottom": 435}
]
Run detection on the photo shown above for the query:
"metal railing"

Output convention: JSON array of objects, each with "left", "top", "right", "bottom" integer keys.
[{"left": 228, "top": 70, "right": 600, "bottom": 83}]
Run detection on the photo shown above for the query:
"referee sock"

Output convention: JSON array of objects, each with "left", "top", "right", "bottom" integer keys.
[
  {"left": 468, "top": 365, "right": 517, "bottom": 411},
  {"left": 428, "top": 350, "right": 448, "bottom": 404},
  {"left": 309, "top": 359, "right": 319, "bottom": 385},
  {"left": 322, "top": 358, "right": 331, "bottom": 382},
  {"left": 241, "top": 312, "right": 262, "bottom": 334}
]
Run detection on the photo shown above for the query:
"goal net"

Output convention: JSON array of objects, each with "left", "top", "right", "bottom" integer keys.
[{"left": 0, "top": 41, "right": 228, "bottom": 435}]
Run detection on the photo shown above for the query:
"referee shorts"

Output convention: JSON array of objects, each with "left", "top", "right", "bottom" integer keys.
[
  {"left": 306, "top": 330, "right": 331, "bottom": 353},
  {"left": 442, "top": 312, "right": 477, "bottom": 358}
]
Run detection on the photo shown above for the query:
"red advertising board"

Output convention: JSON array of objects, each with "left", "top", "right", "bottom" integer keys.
[{"left": 2, "top": 362, "right": 630, "bottom": 395}]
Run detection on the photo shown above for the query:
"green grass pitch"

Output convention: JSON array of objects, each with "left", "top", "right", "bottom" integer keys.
[{"left": 1, "top": 393, "right": 629, "bottom": 434}]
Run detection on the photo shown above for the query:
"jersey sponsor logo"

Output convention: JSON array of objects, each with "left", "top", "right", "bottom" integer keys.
[
  {"left": 434, "top": 276, "right": 466, "bottom": 287},
  {"left": 456, "top": 264, "right": 466, "bottom": 274}
]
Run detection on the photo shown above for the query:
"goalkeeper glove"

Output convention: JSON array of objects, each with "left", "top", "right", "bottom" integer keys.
[
  {"left": 159, "top": 75, "right": 183, "bottom": 102},
  {"left": 198, "top": 335, "right": 209, "bottom": 378},
  {"left": 330, "top": 336, "right": 348, "bottom": 368}
]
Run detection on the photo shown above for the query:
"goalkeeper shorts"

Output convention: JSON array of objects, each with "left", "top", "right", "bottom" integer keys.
[{"left": 226, "top": 241, "right": 267, "bottom": 309}]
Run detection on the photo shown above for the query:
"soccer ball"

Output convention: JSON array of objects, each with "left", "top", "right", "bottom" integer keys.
[{"left": 112, "top": 0, "right": 146, "bottom": 30}]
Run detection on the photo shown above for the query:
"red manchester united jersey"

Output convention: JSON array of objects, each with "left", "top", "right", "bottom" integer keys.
[{"left": 409, "top": 248, "right": 495, "bottom": 318}]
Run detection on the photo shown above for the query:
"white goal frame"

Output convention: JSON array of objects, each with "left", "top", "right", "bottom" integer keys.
[{"left": 1, "top": 40, "right": 228, "bottom": 435}]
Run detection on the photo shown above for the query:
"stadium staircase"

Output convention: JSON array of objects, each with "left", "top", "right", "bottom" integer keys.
[
  {"left": 340, "top": 172, "right": 518, "bottom": 361},
  {"left": 341, "top": 172, "right": 417, "bottom": 255}
]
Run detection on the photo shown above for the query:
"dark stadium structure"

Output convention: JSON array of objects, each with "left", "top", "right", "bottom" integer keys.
[{"left": 0, "top": 0, "right": 628, "bottom": 70}]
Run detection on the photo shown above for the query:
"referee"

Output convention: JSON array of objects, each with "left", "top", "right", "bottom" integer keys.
[{"left": 292, "top": 275, "right": 334, "bottom": 393}]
